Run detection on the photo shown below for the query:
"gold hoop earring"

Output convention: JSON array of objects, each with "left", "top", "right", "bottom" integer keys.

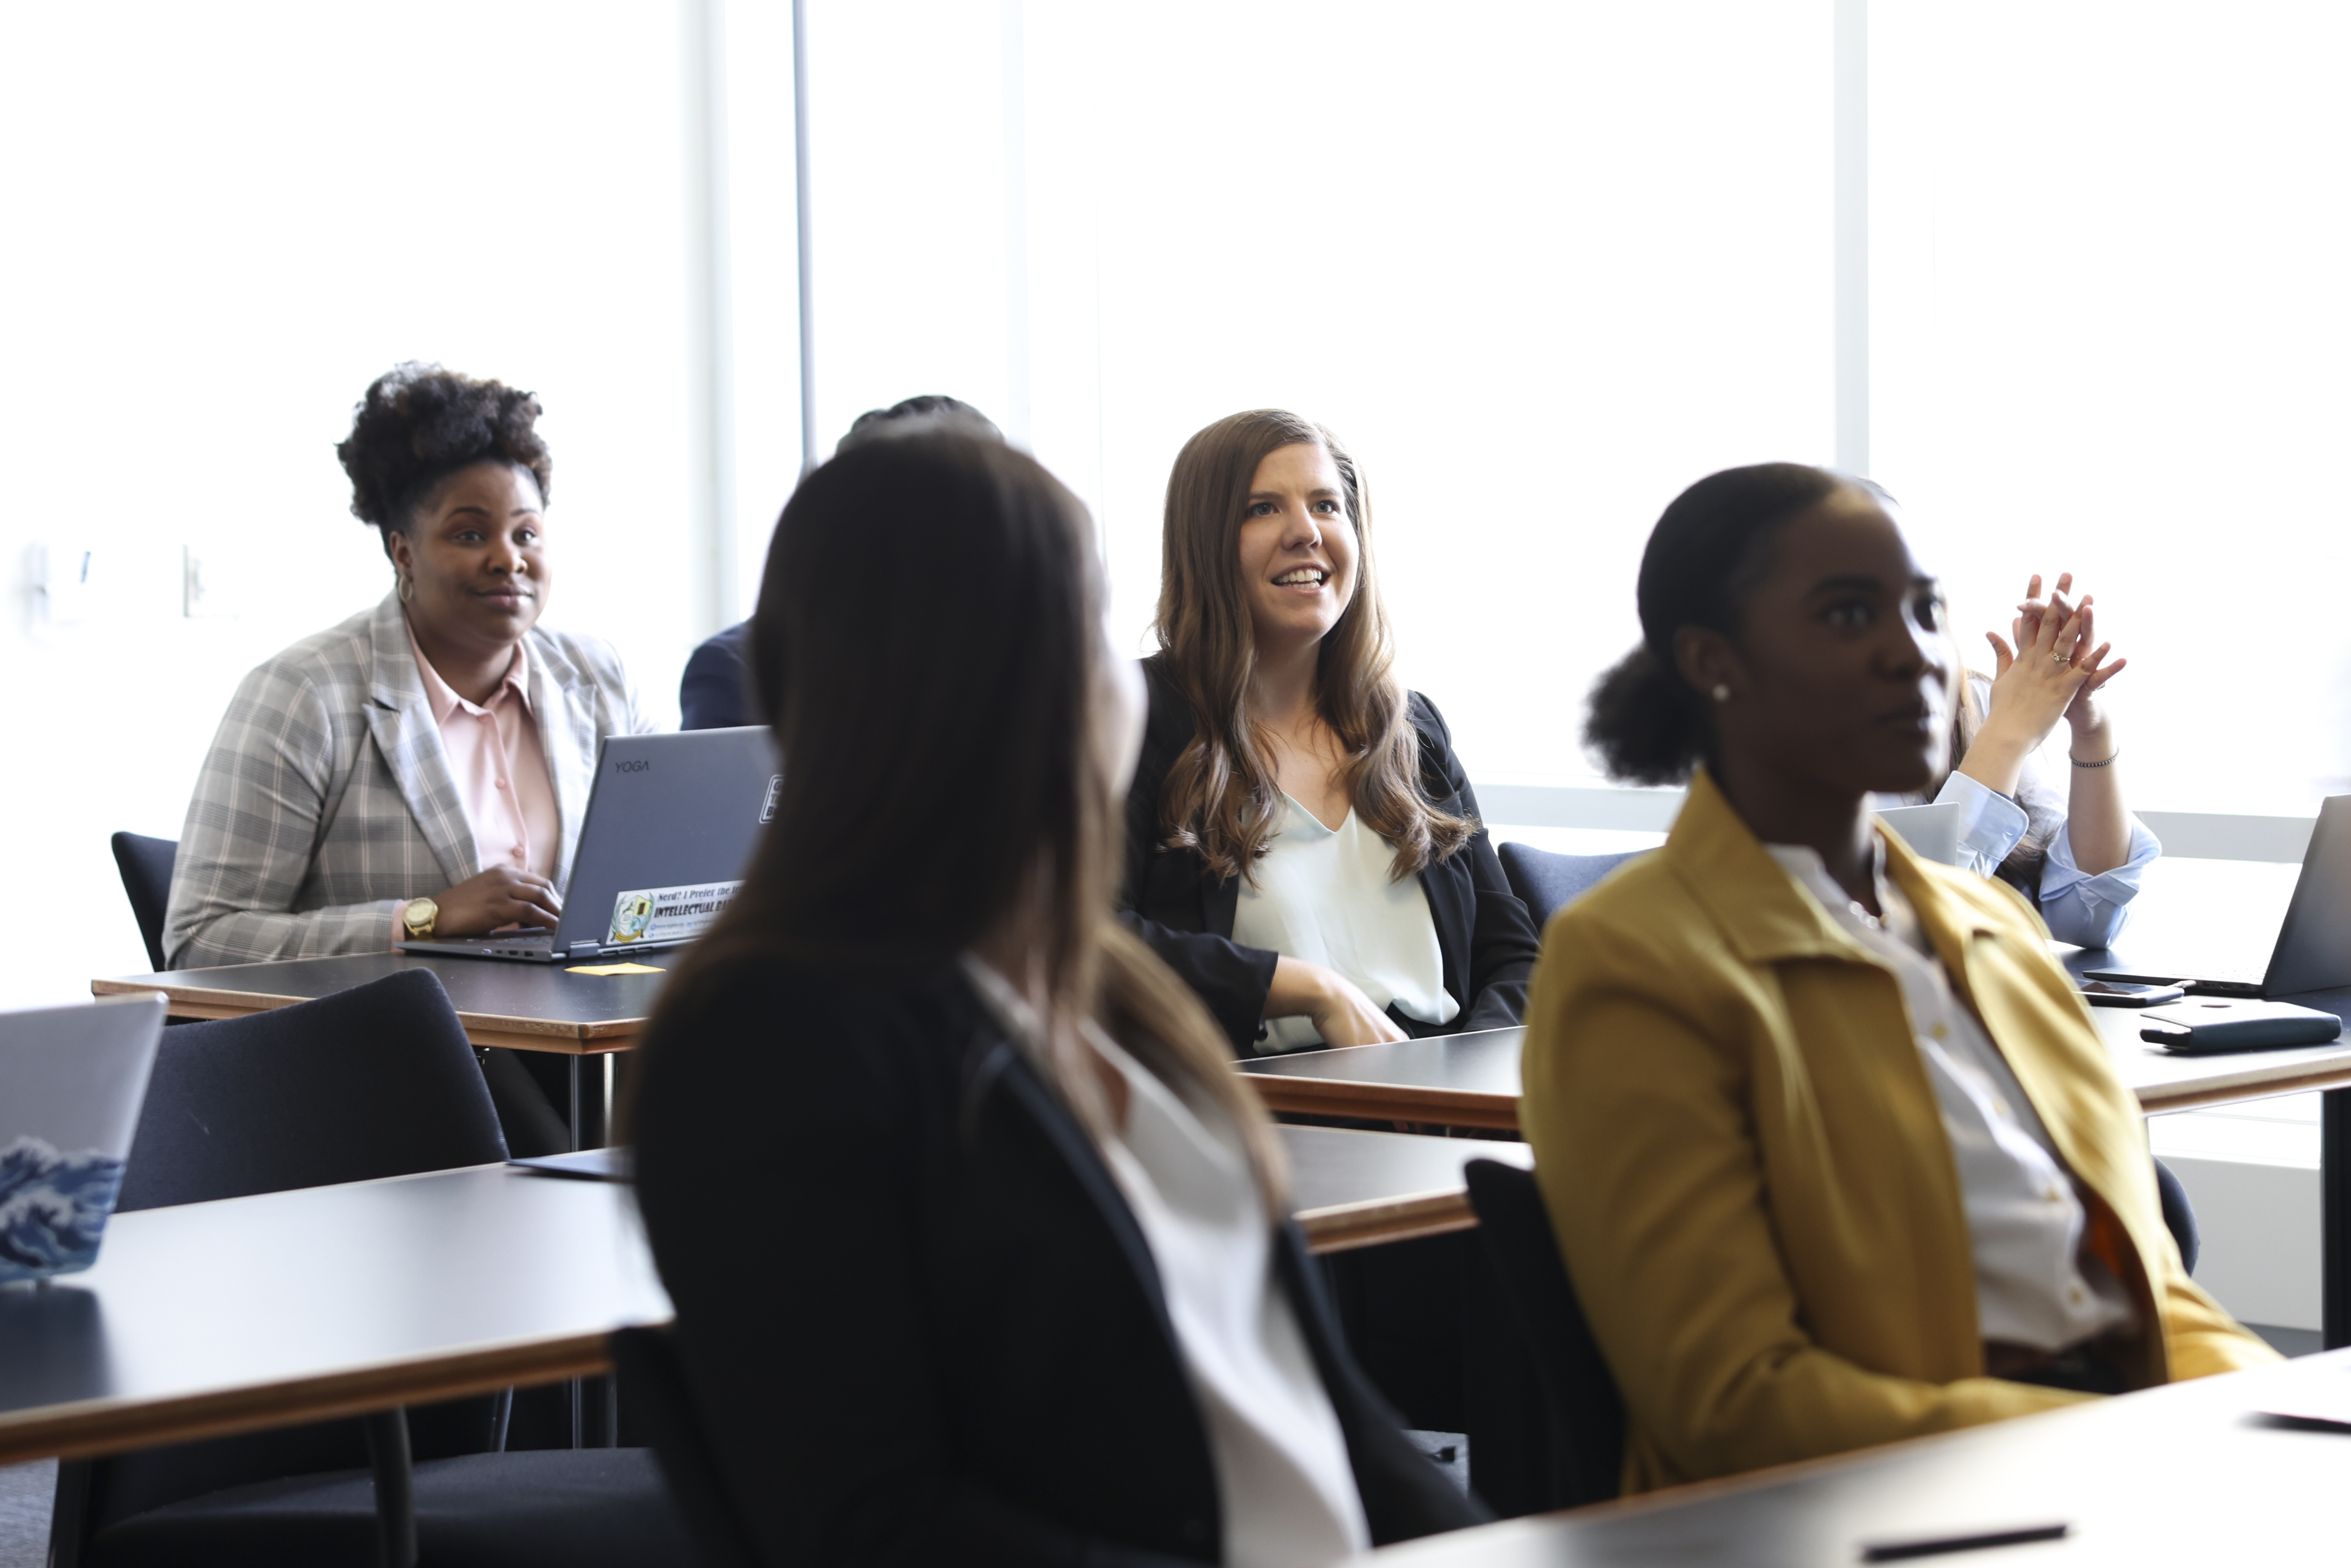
[{"left": 397, "top": 573, "right": 414, "bottom": 604}]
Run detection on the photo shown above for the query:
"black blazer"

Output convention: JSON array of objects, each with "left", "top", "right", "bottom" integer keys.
[
  {"left": 1121, "top": 656, "right": 1542, "bottom": 1054},
  {"left": 680, "top": 619, "right": 755, "bottom": 731},
  {"left": 632, "top": 957, "right": 1484, "bottom": 1567}
]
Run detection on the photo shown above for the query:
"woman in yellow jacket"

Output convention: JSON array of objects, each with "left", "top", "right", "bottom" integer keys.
[{"left": 1520, "top": 462, "right": 2274, "bottom": 1496}]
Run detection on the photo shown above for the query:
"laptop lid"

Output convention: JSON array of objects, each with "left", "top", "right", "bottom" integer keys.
[
  {"left": 2262, "top": 795, "right": 2351, "bottom": 996},
  {"left": 0, "top": 992, "right": 167, "bottom": 1282},
  {"left": 552, "top": 727, "right": 781, "bottom": 959},
  {"left": 1877, "top": 802, "right": 1964, "bottom": 867}
]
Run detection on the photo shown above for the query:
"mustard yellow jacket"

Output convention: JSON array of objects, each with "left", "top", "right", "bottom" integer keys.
[{"left": 1520, "top": 770, "right": 2275, "bottom": 1494}]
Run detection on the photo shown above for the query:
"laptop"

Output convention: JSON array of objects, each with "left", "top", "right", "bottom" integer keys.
[
  {"left": 1877, "top": 801, "right": 1963, "bottom": 867},
  {"left": 2083, "top": 795, "right": 2351, "bottom": 997},
  {"left": 400, "top": 727, "right": 780, "bottom": 965},
  {"left": 0, "top": 992, "right": 168, "bottom": 1283}
]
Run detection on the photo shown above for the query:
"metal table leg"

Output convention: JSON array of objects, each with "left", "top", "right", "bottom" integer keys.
[{"left": 2326, "top": 1088, "right": 2350, "bottom": 1349}]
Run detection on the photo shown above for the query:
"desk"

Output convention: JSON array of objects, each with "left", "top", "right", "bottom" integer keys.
[
  {"left": 1243, "top": 1013, "right": 2351, "bottom": 1347},
  {"left": 91, "top": 952, "right": 671, "bottom": 1057},
  {"left": 1364, "top": 1351, "right": 2351, "bottom": 1565},
  {"left": 0, "top": 1126, "right": 1506, "bottom": 1466},
  {"left": 0, "top": 1163, "right": 669, "bottom": 1467},
  {"left": 93, "top": 952, "right": 674, "bottom": 1149},
  {"left": 1284, "top": 1124, "right": 1533, "bottom": 1254}
]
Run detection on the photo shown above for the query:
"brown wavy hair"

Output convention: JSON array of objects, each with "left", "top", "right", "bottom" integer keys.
[
  {"left": 1153, "top": 409, "right": 1473, "bottom": 886},
  {"left": 640, "top": 433, "right": 1285, "bottom": 1205}
]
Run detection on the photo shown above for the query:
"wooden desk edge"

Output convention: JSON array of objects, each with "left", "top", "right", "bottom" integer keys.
[
  {"left": 1244, "top": 1076, "right": 1521, "bottom": 1132},
  {"left": 91, "top": 979, "right": 640, "bottom": 1057},
  {"left": 0, "top": 1324, "right": 666, "bottom": 1467},
  {"left": 2134, "top": 1057, "right": 2351, "bottom": 1113},
  {"left": 1298, "top": 1191, "right": 1479, "bottom": 1254}
]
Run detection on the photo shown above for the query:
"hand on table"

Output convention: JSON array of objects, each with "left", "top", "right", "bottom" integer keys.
[
  {"left": 1267, "top": 956, "right": 1410, "bottom": 1048},
  {"left": 433, "top": 867, "right": 563, "bottom": 937}
]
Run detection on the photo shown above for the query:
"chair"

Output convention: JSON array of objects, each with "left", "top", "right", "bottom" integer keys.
[
  {"left": 609, "top": 1326, "right": 762, "bottom": 1568},
  {"left": 1496, "top": 841, "right": 1645, "bottom": 929},
  {"left": 53, "top": 969, "right": 694, "bottom": 1568},
  {"left": 109, "top": 832, "right": 177, "bottom": 972},
  {"left": 1462, "top": 1158, "right": 1624, "bottom": 1513},
  {"left": 2155, "top": 1157, "right": 2200, "bottom": 1275}
]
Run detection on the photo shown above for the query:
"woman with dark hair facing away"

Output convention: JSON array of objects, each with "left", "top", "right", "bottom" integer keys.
[
  {"left": 1520, "top": 464, "right": 2273, "bottom": 1494},
  {"left": 629, "top": 434, "right": 1481, "bottom": 1566},
  {"left": 1881, "top": 569, "right": 2156, "bottom": 948},
  {"left": 1124, "top": 410, "right": 1539, "bottom": 1055},
  {"left": 165, "top": 362, "right": 650, "bottom": 969}
]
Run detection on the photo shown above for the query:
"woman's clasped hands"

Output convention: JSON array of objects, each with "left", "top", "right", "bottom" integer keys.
[{"left": 1968, "top": 572, "right": 2126, "bottom": 790}]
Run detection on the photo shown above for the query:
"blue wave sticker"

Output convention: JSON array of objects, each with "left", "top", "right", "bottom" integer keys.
[{"left": 0, "top": 1134, "right": 126, "bottom": 1282}]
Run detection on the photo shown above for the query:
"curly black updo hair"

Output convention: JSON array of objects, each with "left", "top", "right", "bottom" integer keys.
[
  {"left": 1584, "top": 463, "right": 1851, "bottom": 786},
  {"left": 335, "top": 363, "right": 552, "bottom": 551}
]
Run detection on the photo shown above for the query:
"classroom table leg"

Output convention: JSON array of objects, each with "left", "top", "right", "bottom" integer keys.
[
  {"left": 2325, "top": 1088, "right": 2351, "bottom": 1350},
  {"left": 566, "top": 1058, "right": 581, "bottom": 1155}
]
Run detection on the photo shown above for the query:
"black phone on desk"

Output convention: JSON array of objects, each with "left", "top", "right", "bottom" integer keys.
[{"left": 2078, "top": 980, "right": 2184, "bottom": 1008}]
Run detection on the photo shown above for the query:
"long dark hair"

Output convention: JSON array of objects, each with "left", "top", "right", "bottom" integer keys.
[
  {"left": 1585, "top": 463, "right": 1851, "bottom": 784},
  {"left": 646, "top": 434, "right": 1283, "bottom": 1200},
  {"left": 1153, "top": 409, "right": 1472, "bottom": 885}
]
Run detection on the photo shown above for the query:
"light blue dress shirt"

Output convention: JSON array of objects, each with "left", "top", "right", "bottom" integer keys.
[{"left": 1928, "top": 769, "right": 2160, "bottom": 951}]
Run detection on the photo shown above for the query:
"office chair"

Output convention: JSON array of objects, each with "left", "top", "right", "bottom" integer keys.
[
  {"left": 1495, "top": 842, "right": 1646, "bottom": 929},
  {"left": 108, "top": 832, "right": 177, "bottom": 972},
  {"left": 609, "top": 1326, "right": 763, "bottom": 1568},
  {"left": 53, "top": 970, "right": 694, "bottom": 1568},
  {"left": 2154, "top": 1157, "right": 2200, "bottom": 1275},
  {"left": 1462, "top": 1158, "right": 1624, "bottom": 1514}
]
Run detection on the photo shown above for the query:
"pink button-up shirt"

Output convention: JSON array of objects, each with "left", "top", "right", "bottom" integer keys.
[{"left": 394, "top": 624, "right": 562, "bottom": 940}]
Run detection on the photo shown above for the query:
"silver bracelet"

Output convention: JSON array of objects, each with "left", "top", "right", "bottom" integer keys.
[{"left": 2069, "top": 748, "right": 2120, "bottom": 769}]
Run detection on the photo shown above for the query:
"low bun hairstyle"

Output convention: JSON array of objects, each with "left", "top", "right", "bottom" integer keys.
[{"left": 1584, "top": 462, "right": 1851, "bottom": 785}]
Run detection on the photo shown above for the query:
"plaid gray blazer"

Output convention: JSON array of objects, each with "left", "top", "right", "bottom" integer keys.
[{"left": 163, "top": 593, "right": 651, "bottom": 968}]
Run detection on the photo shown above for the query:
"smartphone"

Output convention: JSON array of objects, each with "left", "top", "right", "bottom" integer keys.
[{"left": 2079, "top": 979, "right": 2185, "bottom": 1008}]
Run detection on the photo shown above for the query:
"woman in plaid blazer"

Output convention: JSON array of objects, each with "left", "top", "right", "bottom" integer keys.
[{"left": 163, "top": 365, "right": 650, "bottom": 970}]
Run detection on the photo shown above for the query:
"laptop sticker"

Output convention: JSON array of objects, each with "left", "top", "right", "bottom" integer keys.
[{"left": 608, "top": 881, "right": 742, "bottom": 946}]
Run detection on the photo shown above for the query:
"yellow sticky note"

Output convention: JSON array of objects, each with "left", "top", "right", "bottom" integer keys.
[{"left": 566, "top": 962, "right": 668, "bottom": 976}]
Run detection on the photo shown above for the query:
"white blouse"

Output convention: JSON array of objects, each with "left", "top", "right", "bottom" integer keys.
[
  {"left": 961, "top": 958, "right": 1372, "bottom": 1568},
  {"left": 1233, "top": 793, "right": 1458, "bottom": 1054},
  {"left": 1764, "top": 844, "right": 2137, "bottom": 1352}
]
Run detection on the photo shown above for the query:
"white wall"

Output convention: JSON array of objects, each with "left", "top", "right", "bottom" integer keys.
[{"left": 0, "top": 1, "right": 722, "bottom": 1006}]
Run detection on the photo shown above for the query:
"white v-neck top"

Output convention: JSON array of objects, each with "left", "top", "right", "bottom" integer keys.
[
  {"left": 1763, "top": 843, "right": 2136, "bottom": 1351},
  {"left": 1232, "top": 793, "right": 1457, "bottom": 1054},
  {"left": 960, "top": 958, "right": 1372, "bottom": 1568}
]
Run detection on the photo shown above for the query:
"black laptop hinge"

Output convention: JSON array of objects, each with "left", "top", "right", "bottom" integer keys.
[{"left": 569, "top": 941, "right": 602, "bottom": 959}]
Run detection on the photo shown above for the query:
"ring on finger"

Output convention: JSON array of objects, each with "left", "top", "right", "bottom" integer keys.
[{"left": 2051, "top": 649, "right": 2071, "bottom": 666}]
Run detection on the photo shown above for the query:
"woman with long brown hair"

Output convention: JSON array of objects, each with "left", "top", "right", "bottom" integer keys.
[
  {"left": 629, "top": 434, "right": 1480, "bottom": 1565},
  {"left": 1124, "top": 410, "right": 1538, "bottom": 1054}
]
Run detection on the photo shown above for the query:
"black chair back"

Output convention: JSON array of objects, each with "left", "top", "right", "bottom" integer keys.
[
  {"left": 109, "top": 832, "right": 177, "bottom": 972},
  {"left": 610, "top": 1325, "right": 762, "bottom": 1568},
  {"left": 117, "top": 968, "right": 508, "bottom": 1212},
  {"left": 1495, "top": 842, "right": 1644, "bottom": 929},
  {"left": 74, "top": 971, "right": 512, "bottom": 1542},
  {"left": 2154, "top": 1156, "right": 2200, "bottom": 1275},
  {"left": 1463, "top": 1158, "right": 1624, "bottom": 1511}
]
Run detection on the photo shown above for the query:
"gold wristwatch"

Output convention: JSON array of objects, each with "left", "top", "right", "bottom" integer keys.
[{"left": 401, "top": 897, "right": 439, "bottom": 940}]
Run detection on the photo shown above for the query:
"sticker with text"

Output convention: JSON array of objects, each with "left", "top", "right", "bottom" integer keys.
[{"left": 607, "top": 881, "right": 742, "bottom": 946}]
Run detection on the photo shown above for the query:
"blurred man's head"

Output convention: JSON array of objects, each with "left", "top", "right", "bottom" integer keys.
[{"left": 837, "top": 395, "right": 1003, "bottom": 457}]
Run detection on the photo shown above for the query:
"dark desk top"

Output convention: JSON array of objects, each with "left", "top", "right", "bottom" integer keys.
[
  {"left": 1282, "top": 1124, "right": 1532, "bottom": 1253},
  {"left": 1242, "top": 1005, "right": 2351, "bottom": 1130},
  {"left": 1242, "top": 1029, "right": 1526, "bottom": 1129},
  {"left": 92, "top": 951, "right": 675, "bottom": 1055},
  {"left": 1366, "top": 1351, "right": 2351, "bottom": 1564},
  {"left": 0, "top": 1163, "right": 669, "bottom": 1464}
]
